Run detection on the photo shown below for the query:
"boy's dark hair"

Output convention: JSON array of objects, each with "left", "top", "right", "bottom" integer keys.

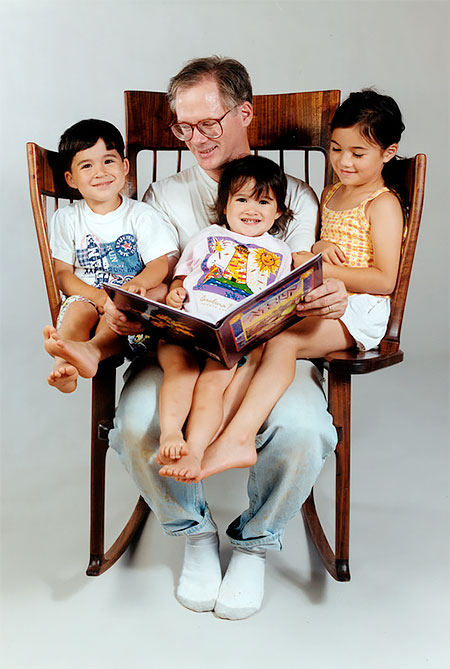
[
  {"left": 168, "top": 55, "right": 252, "bottom": 112},
  {"left": 331, "top": 89, "right": 409, "bottom": 211},
  {"left": 58, "top": 119, "right": 125, "bottom": 172},
  {"left": 214, "top": 155, "right": 293, "bottom": 237}
]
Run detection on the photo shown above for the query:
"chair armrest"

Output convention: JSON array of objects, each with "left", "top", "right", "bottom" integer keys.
[{"left": 322, "top": 347, "right": 404, "bottom": 376}]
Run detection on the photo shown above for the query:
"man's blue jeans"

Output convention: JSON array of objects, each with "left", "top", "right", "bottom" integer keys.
[{"left": 109, "top": 357, "right": 337, "bottom": 550}]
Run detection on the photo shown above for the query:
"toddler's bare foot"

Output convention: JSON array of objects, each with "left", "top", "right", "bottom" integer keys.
[
  {"left": 159, "top": 451, "right": 203, "bottom": 481},
  {"left": 193, "top": 432, "right": 258, "bottom": 483},
  {"left": 47, "top": 363, "right": 79, "bottom": 393},
  {"left": 159, "top": 431, "right": 189, "bottom": 461},
  {"left": 44, "top": 332, "right": 100, "bottom": 378}
]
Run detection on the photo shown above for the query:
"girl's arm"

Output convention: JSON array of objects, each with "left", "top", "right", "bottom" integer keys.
[
  {"left": 322, "top": 192, "right": 404, "bottom": 295},
  {"left": 54, "top": 259, "right": 107, "bottom": 311},
  {"left": 122, "top": 254, "right": 169, "bottom": 295}
]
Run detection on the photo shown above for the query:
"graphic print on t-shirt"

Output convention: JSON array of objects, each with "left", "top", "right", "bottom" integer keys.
[
  {"left": 193, "top": 234, "right": 283, "bottom": 302},
  {"left": 75, "top": 233, "right": 144, "bottom": 287}
]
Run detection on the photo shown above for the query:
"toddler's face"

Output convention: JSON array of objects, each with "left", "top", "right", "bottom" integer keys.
[
  {"left": 65, "top": 138, "right": 129, "bottom": 213},
  {"left": 224, "top": 180, "right": 281, "bottom": 238}
]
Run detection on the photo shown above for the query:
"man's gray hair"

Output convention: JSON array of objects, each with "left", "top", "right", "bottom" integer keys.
[{"left": 167, "top": 55, "right": 253, "bottom": 112}]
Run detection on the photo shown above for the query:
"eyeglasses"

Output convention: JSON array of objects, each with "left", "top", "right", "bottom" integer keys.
[{"left": 169, "top": 107, "right": 237, "bottom": 141}]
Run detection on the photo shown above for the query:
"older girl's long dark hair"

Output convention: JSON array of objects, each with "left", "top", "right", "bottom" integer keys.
[{"left": 331, "top": 89, "right": 409, "bottom": 212}]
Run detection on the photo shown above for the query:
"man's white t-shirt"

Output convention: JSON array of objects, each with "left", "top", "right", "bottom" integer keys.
[
  {"left": 143, "top": 164, "right": 318, "bottom": 256},
  {"left": 174, "top": 224, "right": 292, "bottom": 322},
  {"left": 49, "top": 195, "right": 177, "bottom": 288}
]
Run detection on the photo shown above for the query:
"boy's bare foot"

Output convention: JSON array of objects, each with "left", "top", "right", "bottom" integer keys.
[
  {"left": 159, "top": 451, "right": 203, "bottom": 481},
  {"left": 192, "top": 431, "right": 258, "bottom": 483},
  {"left": 44, "top": 331, "right": 100, "bottom": 378},
  {"left": 47, "top": 363, "right": 79, "bottom": 393},
  {"left": 159, "top": 431, "right": 189, "bottom": 461}
]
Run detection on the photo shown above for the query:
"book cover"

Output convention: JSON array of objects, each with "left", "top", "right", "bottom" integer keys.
[{"left": 104, "top": 253, "right": 322, "bottom": 367}]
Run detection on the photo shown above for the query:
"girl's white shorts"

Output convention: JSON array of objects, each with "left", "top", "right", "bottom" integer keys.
[{"left": 340, "top": 293, "right": 390, "bottom": 351}]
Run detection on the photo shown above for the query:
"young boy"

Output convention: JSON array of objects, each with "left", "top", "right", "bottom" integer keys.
[{"left": 43, "top": 119, "right": 176, "bottom": 392}]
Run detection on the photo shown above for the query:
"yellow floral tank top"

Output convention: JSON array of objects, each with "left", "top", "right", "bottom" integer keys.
[{"left": 320, "top": 182, "right": 390, "bottom": 269}]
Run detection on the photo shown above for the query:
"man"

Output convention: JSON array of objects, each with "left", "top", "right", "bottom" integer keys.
[{"left": 106, "top": 56, "right": 348, "bottom": 620}]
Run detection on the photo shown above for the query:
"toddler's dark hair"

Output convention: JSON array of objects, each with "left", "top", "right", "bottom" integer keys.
[
  {"left": 215, "top": 155, "right": 293, "bottom": 236},
  {"left": 58, "top": 119, "right": 125, "bottom": 172},
  {"left": 331, "top": 89, "right": 409, "bottom": 210}
]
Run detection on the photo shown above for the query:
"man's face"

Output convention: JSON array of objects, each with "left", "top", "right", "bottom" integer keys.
[{"left": 174, "top": 77, "right": 253, "bottom": 180}]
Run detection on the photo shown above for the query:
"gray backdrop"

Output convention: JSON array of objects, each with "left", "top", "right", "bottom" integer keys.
[{"left": 1, "top": 1, "right": 449, "bottom": 668}]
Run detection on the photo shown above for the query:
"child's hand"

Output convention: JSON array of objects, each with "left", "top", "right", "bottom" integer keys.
[
  {"left": 292, "top": 251, "right": 315, "bottom": 267},
  {"left": 312, "top": 240, "right": 346, "bottom": 265},
  {"left": 166, "top": 287, "right": 186, "bottom": 309},
  {"left": 123, "top": 283, "right": 147, "bottom": 297}
]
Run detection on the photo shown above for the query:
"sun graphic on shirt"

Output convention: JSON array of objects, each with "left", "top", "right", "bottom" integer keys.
[
  {"left": 253, "top": 249, "right": 281, "bottom": 274},
  {"left": 213, "top": 238, "right": 225, "bottom": 253}
]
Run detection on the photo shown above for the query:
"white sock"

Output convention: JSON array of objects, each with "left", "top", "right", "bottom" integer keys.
[
  {"left": 214, "top": 546, "right": 266, "bottom": 620},
  {"left": 176, "top": 532, "right": 222, "bottom": 612}
]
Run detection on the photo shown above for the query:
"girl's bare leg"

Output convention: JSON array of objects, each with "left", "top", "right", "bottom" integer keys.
[
  {"left": 44, "top": 311, "right": 123, "bottom": 380},
  {"left": 198, "top": 318, "right": 354, "bottom": 481},
  {"left": 157, "top": 342, "right": 200, "bottom": 461},
  {"left": 159, "top": 359, "right": 237, "bottom": 481}
]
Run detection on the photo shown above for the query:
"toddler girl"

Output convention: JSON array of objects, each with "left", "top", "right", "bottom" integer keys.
[{"left": 157, "top": 155, "right": 294, "bottom": 481}]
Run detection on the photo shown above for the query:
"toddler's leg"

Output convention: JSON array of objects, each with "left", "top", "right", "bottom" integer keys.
[
  {"left": 159, "top": 359, "right": 236, "bottom": 481},
  {"left": 157, "top": 342, "right": 200, "bottom": 461}
]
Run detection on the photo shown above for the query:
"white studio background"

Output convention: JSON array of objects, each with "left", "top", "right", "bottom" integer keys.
[{"left": 0, "top": 1, "right": 449, "bottom": 668}]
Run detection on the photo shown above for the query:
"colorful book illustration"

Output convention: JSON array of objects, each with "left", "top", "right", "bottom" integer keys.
[{"left": 103, "top": 253, "right": 323, "bottom": 368}]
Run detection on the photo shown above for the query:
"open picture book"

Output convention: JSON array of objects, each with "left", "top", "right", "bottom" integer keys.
[{"left": 104, "top": 253, "right": 323, "bottom": 368}]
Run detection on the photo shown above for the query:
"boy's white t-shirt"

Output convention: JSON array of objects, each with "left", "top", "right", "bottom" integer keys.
[
  {"left": 174, "top": 224, "right": 292, "bottom": 322},
  {"left": 49, "top": 195, "right": 177, "bottom": 288},
  {"left": 143, "top": 164, "right": 318, "bottom": 255}
]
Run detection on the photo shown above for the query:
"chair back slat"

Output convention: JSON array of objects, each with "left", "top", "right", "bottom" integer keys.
[
  {"left": 380, "top": 154, "right": 426, "bottom": 353},
  {"left": 124, "top": 89, "right": 340, "bottom": 199},
  {"left": 26, "top": 142, "right": 81, "bottom": 326}
]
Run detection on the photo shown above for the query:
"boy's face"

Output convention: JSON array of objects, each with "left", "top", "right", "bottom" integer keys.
[
  {"left": 65, "top": 138, "right": 129, "bottom": 213},
  {"left": 224, "top": 180, "right": 281, "bottom": 237}
]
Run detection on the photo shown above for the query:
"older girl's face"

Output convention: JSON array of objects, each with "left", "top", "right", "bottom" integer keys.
[{"left": 330, "top": 125, "right": 397, "bottom": 188}]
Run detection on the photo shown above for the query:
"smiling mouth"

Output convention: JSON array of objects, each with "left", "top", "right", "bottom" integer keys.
[
  {"left": 197, "top": 146, "right": 216, "bottom": 156},
  {"left": 241, "top": 218, "right": 261, "bottom": 224},
  {"left": 93, "top": 181, "right": 114, "bottom": 187}
]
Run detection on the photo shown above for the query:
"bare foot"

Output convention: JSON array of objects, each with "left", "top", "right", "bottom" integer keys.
[
  {"left": 44, "top": 331, "right": 100, "bottom": 378},
  {"left": 47, "top": 363, "right": 79, "bottom": 393},
  {"left": 159, "top": 451, "right": 203, "bottom": 481},
  {"left": 192, "top": 431, "right": 258, "bottom": 483},
  {"left": 159, "top": 431, "right": 189, "bottom": 461},
  {"left": 43, "top": 324, "right": 57, "bottom": 353}
]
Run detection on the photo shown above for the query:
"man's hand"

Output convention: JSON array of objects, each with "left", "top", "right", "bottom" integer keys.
[
  {"left": 166, "top": 286, "right": 186, "bottom": 309},
  {"left": 103, "top": 296, "right": 144, "bottom": 335},
  {"left": 296, "top": 278, "right": 348, "bottom": 319}
]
